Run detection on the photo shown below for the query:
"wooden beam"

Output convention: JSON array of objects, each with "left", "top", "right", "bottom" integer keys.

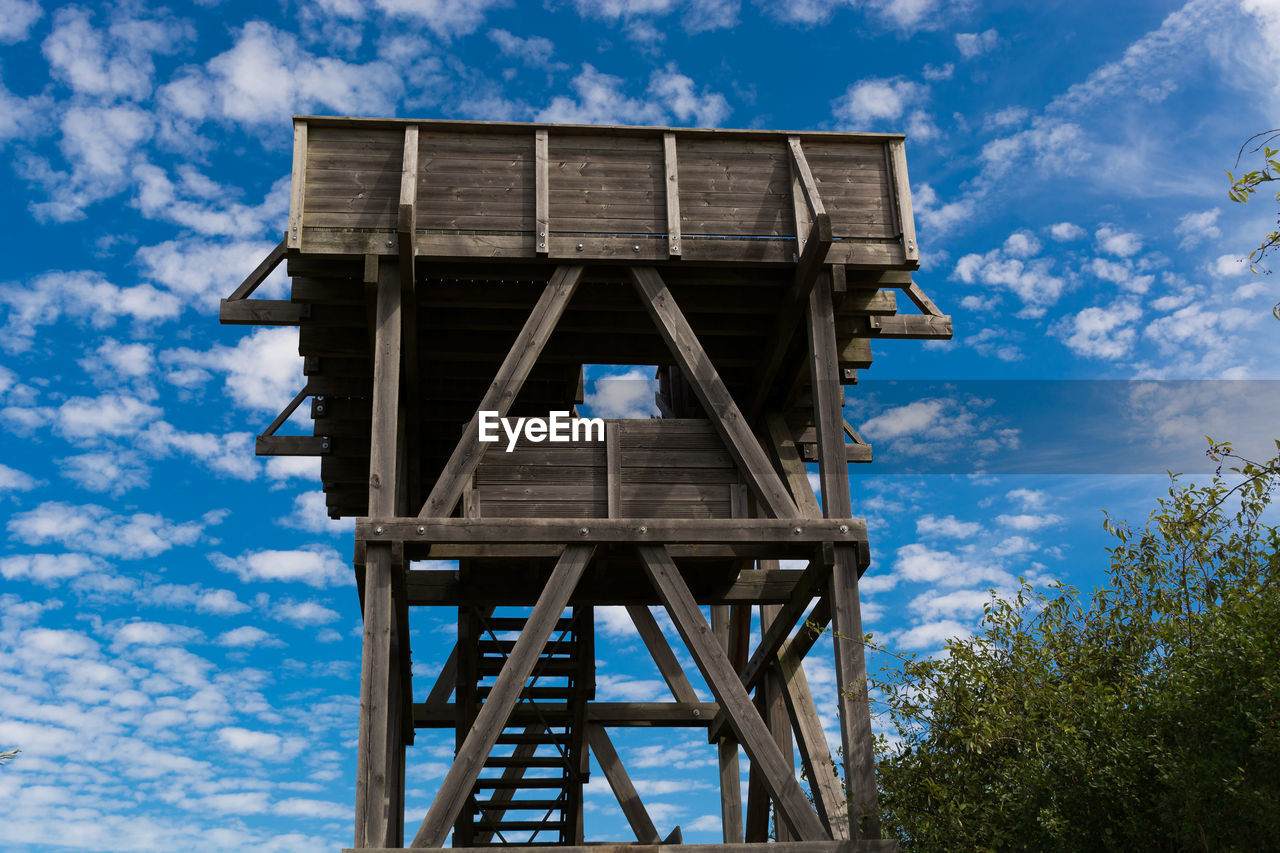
[
  {"left": 472, "top": 724, "right": 545, "bottom": 844},
  {"left": 765, "top": 414, "right": 822, "bottom": 517},
  {"left": 778, "top": 638, "right": 850, "bottom": 840},
  {"left": 711, "top": 606, "right": 744, "bottom": 843},
  {"left": 410, "top": 545, "right": 594, "bottom": 848},
  {"left": 586, "top": 724, "right": 662, "bottom": 843},
  {"left": 762, "top": 602, "right": 795, "bottom": 842},
  {"left": 664, "top": 132, "right": 682, "bottom": 257},
  {"left": 626, "top": 605, "right": 699, "bottom": 704},
  {"left": 535, "top": 128, "right": 549, "bottom": 256},
  {"left": 423, "top": 605, "right": 496, "bottom": 705},
  {"left": 638, "top": 545, "right": 829, "bottom": 841},
  {"left": 414, "top": 701, "right": 720, "bottom": 728},
  {"left": 606, "top": 422, "right": 622, "bottom": 519},
  {"left": 787, "top": 137, "right": 826, "bottom": 220},
  {"left": 868, "top": 314, "right": 952, "bottom": 339},
  {"left": 887, "top": 139, "right": 918, "bottom": 266},
  {"left": 808, "top": 272, "right": 880, "bottom": 839},
  {"left": 747, "top": 221, "right": 833, "bottom": 420},
  {"left": 218, "top": 298, "right": 306, "bottom": 326},
  {"left": 354, "top": 259, "right": 402, "bottom": 850},
  {"left": 362, "top": 517, "right": 864, "bottom": 546},
  {"left": 398, "top": 125, "right": 418, "bottom": 280},
  {"left": 228, "top": 237, "right": 287, "bottom": 301},
  {"left": 288, "top": 120, "right": 306, "bottom": 250},
  {"left": 417, "top": 265, "right": 584, "bottom": 519},
  {"left": 628, "top": 266, "right": 800, "bottom": 520}
]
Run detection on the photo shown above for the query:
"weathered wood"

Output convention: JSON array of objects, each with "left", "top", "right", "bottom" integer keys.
[
  {"left": 808, "top": 272, "right": 880, "bottom": 839},
  {"left": 626, "top": 604, "right": 699, "bottom": 704},
  {"left": 887, "top": 139, "right": 917, "bottom": 266},
  {"left": 229, "top": 238, "right": 288, "bottom": 301},
  {"left": 606, "top": 421, "right": 622, "bottom": 518},
  {"left": 761, "top": 602, "right": 795, "bottom": 842},
  {"left": 777, "top": 638, "right": 851, "bottom": 840},
  {"left": 289, "top": 121, "right": 307, "bottom": 249},
  {"left": 638, "top": 545, "right": 828, "bottom": 841},
  {"left": 397, "top": 125, "right": 418, "bottom": 285},
  {"left": 868, "top": 314, "right": 952, "bottom": 340},
  {"left": 361, "top": 517, "right": 864, "bottom": 546},
  {"left": 664, "top": 132, "right": 682, "bottom": 256},
  {"left": 535, "top": 129, "right": 549, "bottom": 255},
  {"left": 586, "top": 724, "right": 662, "bottom": 843},
  {"left": 471, "top": 724, "right": 545, "bottom": 844},
  {"left": 628, "top": 267, "right": 800, "bottom": 520},
  {"left": 219, "top": 297, "right": 305, "bottom": 325},
  {"left": 711, "top": 605, "right": 745, "bottom": 843},
  {"left": 355, "top": 259, "right": 402, "bottom": 849},
  {"left": 347, "top": 841, "right": 898, "bottom": 853},
  {"left": 411, "top": 545, "right": 594, "bottom": 848},
  {"left": 765, "top": 414, "right": 822, "bottom": 517},
  {"left": 787, "top": 137, "right": 826, "bottom": 220},
  {"left": 417, "top": 265, "right": 584, "bottom": 519}
]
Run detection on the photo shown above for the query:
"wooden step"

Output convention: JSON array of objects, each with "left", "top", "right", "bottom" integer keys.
[
  {"left": 495, "top": 732, "right": 569, "bottom": 746},
  {"left": 478, "top": 657, "right": 579, "bottom": 675},
  {"left": 474, "top": 798, "right": 564, "bottom": 810},
  {"left": 484, "top": 756, "right": 570, "bottom": 769},
  {"left": 473, "top": 777, "right": 566, "bottom": 789},
  {"left": 484, "top": 617, "right": 578, "bottom": 632},
  {"left": 477, "top": 639, "right": 577, "bottom": 655},
  {"left": 472, "top": 819, "right": 568, "bottom": 831},
  {"left": 477, "top": 686, "right": 575, "bottom": 700}
]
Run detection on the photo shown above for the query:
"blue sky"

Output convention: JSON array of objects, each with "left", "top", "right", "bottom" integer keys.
[{"left": 2, "top": 0, "right": 1279, "bottom": 848}]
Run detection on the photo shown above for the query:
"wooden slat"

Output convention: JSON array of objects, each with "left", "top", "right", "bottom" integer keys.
[
  {"left": 868, "top": 314, "right": 952, "bottom": 339},
  {"left": 535, "top": 129, "right": 549, "bottom": 256},
  {"left": 398, "top": 125, "right": 418, "bottom": 280},
  {"left": 638, "top": 545, "right": 828, "bottom": 841},
  {"left": 664, "top": 132, "right": 682, "bottom": 257},
  {"left": 712, "top": 604, "right": 744, "bottom": 844},
  {"left": 887, "top": 139, "right": 917, "bottom": 266},
  {"left": 410, "top": 545, "right": 594, "bottom": 848},
  {"left": 417, "top": 265, "right": 584, "bottom": 519},
  {"left": 778, "top": 639, "right": 851, "bottom": 840},
  {"left": 808, "top": 272, "right": 880, "bottom": 840},
  {"left": 627, "top": 267, "right": 800, "bottom": 520},
  {"left": 788, "top": 137, "right": 826, "bottom": 220},
  {"left": 586, "top": 724, "right": 662, "bottom": 844},
  {"left": 606, "top": 422, "right": 621, "bottom": 518},
  {"left": 289, "top": 121, "right": 307, "bottom": 249}
]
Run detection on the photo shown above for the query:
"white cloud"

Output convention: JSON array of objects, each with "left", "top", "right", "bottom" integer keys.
[
  {"left": 210, "top": 546, "right": 351, "bottom": 588},
  {"left": 0, "top": 463, "right": 40, "bottom": 492},
  {"left": 7, "top": 502, "right": 214, "bottom": 559},
  {"left": 954, "top": 237, "right": 1066, "bottom": 318},
  {"left": 832, "top": 76, "right": 936, "bottom": 139},
  {"left": 1095, "top": 225, "right": 1143, "bottom": 257},
  {"left": 373, "top": 0, "right": 509, "bottom": 37},
  {"left": 217, "top": 626, "right": 283, "bottom": 648},
  {"left": 55, "top": 394, "right": 161, "bottom": 444},
  {"left": 569, "top": 0, "right": 739, "bottom": 35},
  {"left": 585, "top": 369, "right": 659, "bottom": 419},
  {"left": 139, "top": 422, "right": 259, "bottom": 481},
  {"left": 537, "top": 63, "right": 729, "bottom": 127},
  {"left": 1006, "top": 488, "right": 1048, "bottom": 510},
  {"left": 114, "top": 621, "right": 201, "bottom": 648},
  {"left": 895, "top": 618, "right": 969, "bottom": 650},
  {"left": 996, "top": 513, "right": 1064, "bottom": 530},
  {"left": 916, "top": 514, "right": 981, "bottom": 538},
  {"left": 1054, "top": 299, "right": 1142, "bottom": 360},
  {"left": 909, "top": 588, "right": 994, "bottom": 619},
  {"left": 488, "top": 29, "right": 563, "bottom": 69},
  {"left": 0, "top": 553, "right": 104, "bottom": 585},
  {"left": 912, "top": 183, "right": 974, "bottom": 233},
  {"left": 0, "top": 0, "right": 41, "bottom": 43},
  {"left": 42, "top": 7, "right": 191, "bottom": 100},
  {"left": 137, "top": 237, "right": 283, "bottom": 309},
  {"left": 1174, "top": 208, "right": 1221, "bottom": 249},
  {"left": 859, "top": 396, "right": 1019, "bottom": 465},
  {"left": 955, "top": 28, "right": 998, "bottom": 58},
  {"left": 0, "top": 271, "right": 180, "bottom": 352},
  {"left": 161, "top": 327, "right": 303, "bottom": 412},
  {"left": 217, "top": 726, "right": 305, "bottom": 760},
  {"left": 280, "top": 491, "right": 348, "bottom": 535},
  {"left": 134, "top": 583, "right": 250, "bottom": 616},
  {"left": 1089, "top": 257, "right": 1154, "bottom": 294},
  {"left": 274, "top": 599, "right": 342, "bottom": 626},
  {"left": 1210, "top": 253, "right": 1250, "bottom": 277},
  {"left": 58, "top": 450, "right": 150, "bottom": 495},
  {"left": 1049, "top": 221, "right": 1085, "bottom": 241}
]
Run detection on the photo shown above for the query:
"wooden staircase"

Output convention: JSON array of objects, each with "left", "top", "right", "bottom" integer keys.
[{"left": 455, "top": 608, "right": 595, "bottom": 846}]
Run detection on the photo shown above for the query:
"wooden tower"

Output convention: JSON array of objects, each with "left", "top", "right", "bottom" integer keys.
[{"left": 221, "top": 116, "right": 950, "bottom": 851}]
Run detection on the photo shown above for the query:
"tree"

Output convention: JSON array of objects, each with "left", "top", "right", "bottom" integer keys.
[
  {"left": 870, "top": 440, "right": 1280, "bottom": 851},
  {"left": 1226, "top": 131, "right": 1280, "bottom": 320}
]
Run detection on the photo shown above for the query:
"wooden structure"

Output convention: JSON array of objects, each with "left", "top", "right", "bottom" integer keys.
[{"left": 221, "top": 116, "right": 949, "bottom": 852}]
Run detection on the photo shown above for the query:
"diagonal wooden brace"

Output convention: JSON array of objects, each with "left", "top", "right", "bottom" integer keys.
[
  {"left": 637, "top": 544, "right": 829, "bottom": 841},
  {"left": 418, "top": 265, "right": 584, "bottom": 518},
  {"left": 410, "top": 544, "right": 595, "bottom": 848}
]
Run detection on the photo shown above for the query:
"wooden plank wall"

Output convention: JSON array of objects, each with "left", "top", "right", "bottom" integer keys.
[
  {"left": 296, "top": 121, "right": 910, "bottom": 265},
  {"left": 472, "top": 419, "right": 740, "bottom": 519}
]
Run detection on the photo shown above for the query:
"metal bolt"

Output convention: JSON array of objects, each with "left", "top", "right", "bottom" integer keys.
[
  {"left": 838, "top": 524, "right": 849, "bottom": 534},
  {"left": 579, "top": 527, "right": 589, "bottom": 537},
  {"left": 417, "top": 526, "right": 426, "bottom": 535},
  {"left": 692, "top": 708, "right": 701, "bottom": 718},
  {"left": 671, "top": 244, "right": 678, "bottom": 252},
  {"left": 386, "top": 240, "right": 393, "bottom": 248},
  {"left": 539, "top": 232, "right": 545, "bottom": 238},
  {"left": 633, "top": 245, "right": 640, "bottom": 253},
  {"left": 576, "top": 243, "right": 584, "bottom": 251},
  {"left": 638, "top": 525, "right": 648, "bottom": 534},
  {"left": 321, "top": 439, "right": 330, "bottom": 450},
  {"left": 793, "top": 526, "right": 802, "bottom": 535},
  {"left": 540, "top": 242, "right": 546, "bottom": 249},
  {"left": 374, "top": 526, "right": 384, "bottom": 535}
]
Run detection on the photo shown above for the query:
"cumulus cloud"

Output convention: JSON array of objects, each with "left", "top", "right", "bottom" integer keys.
[
  {"left": 161, "top": 327, "right": 303, "bottom": 412},
  {"left": 832, "top": 76, "right": 937, "bottom": 139},
  {"left": 996, "top": 513, "right": 1064, "bottom": 530},
  {"left": 1053, "top": 299, "right": 1143, "bottom": 360},
  {"left": 953, "top": 232, "right": 1067, "bottom": 318},
  {"left": 137, "top": 237, "right": 284, "bottom": 309},
  {"left": 569, "top": 0, "right": 739, "bottom": 35},
  {"left": 55, "top": 394, "right": 161, "bottom": 443},
  {"left": 58, "top": 450, "right": 150, "bottom": 495},
  {"left": 1095, "top": 225, "right": 1143, "bottom": 257},
  {"left": 537, "top": 63, "right": 729, "bottom": 127},
  {"left": 0, "top": 0, "right": 41, "bottom": 43},
  {"left": 916, "top": 514, "right": 981, "bottom": 538},
  {"left": 216, "top": 626, "right": 282, "bottom": 648},
  {"left": 0, "top": 463, "right": 40, "bottom": 492},
  {"left": 1174, "top": 208, "right": 1221, "bottom": 249},
  {"left": 859, "top": 396, "right": 1019, "bottom": 466},
  {"left": 7, "top": 502, "right": 216, "bottom": 559},
  {"left": 911, "top": 183, "right": 974, "bottom": 233},
  {"left": 585, "top": 369, "right": 659, "bottom": 419},
  {"left": 280, "top": 491, "right": 348, "bottom": 535},
  {"left": 1049, "top": 221, "right": 1085, "bottom": 241},
  {"left": 0, "top": 553, "right": 105, "bottom": 585},
  {"left": 209, "top": 546, "right": 351, "bottom": 588},
  {"left": 0, "top": 271, "right": 179, "bottom": 352},
  {"left": 955, "top": 28, "right": 998, "bottom": 58}
]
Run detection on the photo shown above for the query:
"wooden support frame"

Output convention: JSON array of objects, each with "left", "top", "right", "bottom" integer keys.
[
  {"left": 535, "top": 129, "right": 550, "bottom": 256},
  {"left": 355, "top": 258, "right": 403, "bottom": 849},
  {"left": 471, "top": 724, "right": 545, "bottom": 844},
  {"left": 398, "top": 126, "right": 418, "bottom": 285},
  {"left": 418, "top": 265, "right": 584, "bottom": 518},
  {"left": 664, "top": 132, "right": 682, "bottom": 257},
  {"left": 710, "top": 605, "right": 744, "bottom": 843},
  {"left": 628, "top": 266, "right": 801, "bottom": 520},
  {"left": 586, "top": 724, "right": 662, "bottom": 843},
  {"left": 638, "top": 544, "right": 829, "bottom": 841},
  {"left": 254, "top": 385, "right": 330, "bottom": 457},
  {"left": 361, "top": 518, "right": 863, "bottom": 547},
  {"left": 777, "top": 637, "right": 851, "bottom": 840},
  {"left": 886, "top": 139, "right": 918, "bottom": 266},
  {"left": 288, "top": 120, "right": 307, "bottom": 249},
  {"left": 411, "top": 545, "right": 595, "bottom": 848},
  {"left": 808, "top": 271, "right": 881, "bottom": 839},
  {"left": 626, "top": 604, "right": 699, "bottom": 704}
]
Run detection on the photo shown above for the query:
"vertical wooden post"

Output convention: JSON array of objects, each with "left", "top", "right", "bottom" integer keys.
[
  {"left": 808, "top": 270, "right": 881, "bottom": 839},
  {"left": 711, "top": 605, "right": 744, "bottom": 843},
  {"left": 354, "top": 258, "right": 402, "bottom": 849},
  {"left": 761, "top": 596, "right": 796, "bottom": 842}
]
